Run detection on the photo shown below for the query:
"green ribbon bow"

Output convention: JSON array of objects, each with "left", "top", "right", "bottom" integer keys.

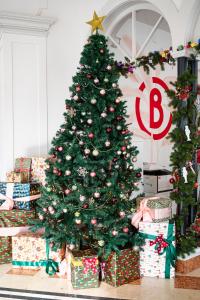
[
  {"left": 12, "top": 240, "right": 59, "bottom": 276},
  {"left": 139, "top": 223, "right": 176, "bottom": 278}
]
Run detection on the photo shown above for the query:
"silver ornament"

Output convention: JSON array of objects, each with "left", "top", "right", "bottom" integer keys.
[
  {"left": 52, "top": 201, "right": 57, "bottom": 206},
  {"left": 133, "top": 245, "right": 139, "bottom": 251},
  {"left": 72, "top": 126, "right": 76, "bottom": 130}
]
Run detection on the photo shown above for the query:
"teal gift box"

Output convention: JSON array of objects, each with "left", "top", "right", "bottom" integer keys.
[
  {"left": 0, "top": 182, "right": 40, "bottom": 210},
  {"left": 139, "top": 221, "right": 176, "bottom": 278}
]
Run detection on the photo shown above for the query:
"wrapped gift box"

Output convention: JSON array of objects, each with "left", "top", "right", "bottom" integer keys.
[
  {"left": 104, "top": 248, "right": 140, "bottom": 287},
  {"left": 0, "top": 210, "right": 36, "bottom": 264},
  {"left": 6, "top": 171, "right": 22, "bottom": 183},
  {"left": 139, "top": 221, "right": 176, "bottom": 278},
  {"left": 132, "top": 196, "right": 172, "bottom": 228},
  {"left": 143, "top": 169, "right": 173, "bottom": 196},
  {"left": 14, "top": 157, "right": 32, "bottom": 182},
  {"left": 31, "top": 157, "right": 48, "bottom": 186},
  {"left": 0, "top": 182, "right": 41, "bottom": 210},
  {"left": 12, "top": 232, "right": 65, "bottom": 274},
  {"left": 71, "top": 249, "right": 99, "bottom": 289}
]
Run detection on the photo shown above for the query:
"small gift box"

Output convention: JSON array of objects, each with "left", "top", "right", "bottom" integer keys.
[
  {"left": 132, "top": 196, "right": 172, "bottom": 228},
  {"left": 103, "top": 248, "right": 140, "bottom": 287},
  {"left": 12, "top": 232, "right": 65, "bottom": 275},
  {"left": 139, "top": 221, "right": 176, "bottom": 278},
  {"left": 71, "top": 249, "right": 99, "bottom": 289},
  {"left": 15, "top": 157, "right": 32, "bottom": 182},
  {"left": 0, "top": 210, "right": 36, "bottom": 264},
  {"left": 31, "top": 157, "right": 48, "bottom": 186},
  {"left": 0, "top": 182, "right": 40, "bottom": 210},
  {"left": 6, "top": 171, "right": 22, "bottom": 183}
]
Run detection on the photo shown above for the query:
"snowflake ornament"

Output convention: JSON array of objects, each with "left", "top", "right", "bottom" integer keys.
[{"left": 77, "top": 167, "right": 88, "bottom": 177}]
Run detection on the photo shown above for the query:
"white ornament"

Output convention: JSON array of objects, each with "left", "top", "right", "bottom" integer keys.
[
  {"left": 75, "top": 219, "right": 81, "bottom": 224},
  {"left": 66, "top": 155, "right": 72, "bottom": 161},
  {"left": 72, "top": 185, "right": 77, "bottom": 191},
  {"left": 133, "top": 245, "right": 139, "bottom": 251},
  {"left": 182, "top": 167, "right": 188, "bottom": 183},
  {"left": 100, "top": 89, "right": 106, "bottom": 95},
  {"left": 106, "top": 182, "right": 112, "bottom": 187},
  {"left": 84, "top": 148, "right": 90, "bottom": 155},
  {"left": 104, "top": 78, "right": 109, "bottom": 82},
  {"left": 87, "top": 119, "right": 93, "bottom": 124},
  {"left": 107, "top": 65, "right": 112, "bottom": 70},
  {"left": 116, "top": 125, "right": 122, "bottom": 130},
  {"left": 185, "top": 125, "right": 191, "bottom": 141},
  {"left": 92, "top": 149, "right": 99, "bottom": 156},
  {"left": 115, "top": 98, "right": 121, "bottom": 104},
  {"left": 129, "top": 166, "right": 133, "bottom": 170},
  {"left": 72, "top": 126, "right": 76, "bottom": 130},
  {"left": 94, "top": 78, "right": 99, "bottom": 84},
  {"left": 91, "top": 98, "right": 97, "bottom": 104},
  {"left": 77, "top": 167, "right": 88, "bottom": 177},
  {"left": 65, "top": 170, "right": 71, "bottom": 176},
  {"left": 80, "top": 195, "right": 86, "bottom": 201},
  {"left": 112, "top": 83, "right": 117, "bottom": 88},
  {"left": 81, "top": 112, "right": 86, "bottom": 116},
  {"left": 79, "top": 140, "right": 84, "bottom": 145},
  {"left": 101, "top": 112, "right": 107, "bottom": 118},
  {"left": 117, "top": 151, "right": 122, "bottom": 155},
  {"left": 52, "top": 201, "right": 57, "bottom": 206},
  {"left": 105, "top": 140, "right": 111, "bottom": 147},
  {"left": 73, "top": 95, "right": 78, "bottom": 101},
  {"left": 94, "top": 192, "right": 100, "bottom": 198},
  {"left": 63, "top": 208, "right": 67, "bottom": 213}
]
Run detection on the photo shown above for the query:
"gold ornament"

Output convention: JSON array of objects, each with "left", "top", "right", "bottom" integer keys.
[{"left": 86, "top": 11, "right": 106, "bottom": 33}]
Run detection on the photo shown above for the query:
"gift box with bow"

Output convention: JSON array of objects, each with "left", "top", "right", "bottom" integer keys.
[
  {"left": 132, "top": 197, "right": 172, "bottom": 228},
  {"left": 12, "top": 232, "right": 65, "bottom": 275},
  {"left": 0, "top": 210, "right": 36, "bottom": 264},
  {"left": 71, "top": 249, "right": 99, "bottom": 289},
  {"left": 139, "top": 221, "right": 176, "bottom": 278},
  {"left": 14, "top": 157, "right": 32, "bottom": 182},
  {"left": 103, "top": 248, "right": 140, "bottom": 287},
  {"left": 31, "top": 157, "right": 48, "bottom": 186}
]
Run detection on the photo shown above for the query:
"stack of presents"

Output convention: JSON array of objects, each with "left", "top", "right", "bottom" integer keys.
[{"left": 0, "top": 157, "right": 176, "bottom": 289}]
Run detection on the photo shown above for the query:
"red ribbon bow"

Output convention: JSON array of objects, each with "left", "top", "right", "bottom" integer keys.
[
  {"left": 82, "top": 257, "right": 98, "bottom": 274},
  {"left": 149, "top": 234, "right": 169, "bottom": 254}
]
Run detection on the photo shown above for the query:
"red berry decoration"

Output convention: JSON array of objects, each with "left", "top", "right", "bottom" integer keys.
[
  {"left": 106, "top": 127, "right": 112, "bottom": 133},
  {"left": 169, "top": 178, "right": 175, "bottom": 184},
  {"left": 136, "top": 172, "right": 141, "bottom": 178},
  {"left": 88, "top": 132, "right": 94, "bottom": 139}
]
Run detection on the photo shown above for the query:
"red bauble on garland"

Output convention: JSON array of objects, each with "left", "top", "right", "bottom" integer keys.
[{"left": 169, "top": 177, "right": 175, "bottom": 184}]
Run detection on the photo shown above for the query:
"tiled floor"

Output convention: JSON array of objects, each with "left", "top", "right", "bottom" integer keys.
[{"left": 0, "top": 264, "right": 200, "bottom": 300}]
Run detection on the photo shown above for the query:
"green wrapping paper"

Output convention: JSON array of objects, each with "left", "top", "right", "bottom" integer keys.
[
  {"left": 71, "top": 249, "right": 99, "bottom": 289},
  {"left": 104, "top": 248, "right": 140, "bottom": 287},
  {"left": 0, "top": 210, "right": 36, "bottom": 264}
]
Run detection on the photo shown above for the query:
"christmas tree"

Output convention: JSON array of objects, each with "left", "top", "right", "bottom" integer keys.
[{"left": 33, "top": 12, "right": 141, "bottom": 256}]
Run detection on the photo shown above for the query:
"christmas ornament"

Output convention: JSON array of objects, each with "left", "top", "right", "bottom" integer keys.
[
  {"left": 106, "top": 65, "right": 112, "bottom": 70},
  {"left": 98, "top": 240, "right": 105, "bottom": 247},
  {"left": 94, "top": 192, "right": 100, "bottom": 198},
  {"left": 76, "top": 85, "right": 81, "bottom": 92},
  {"left": 117, "top": 150, "right": 122, "bottom": 155},
  {"left": 87, "top": 119, "right": 93, "bottom": 125},
  {"left": 53, "top": 168, "right": 58, "bottom": 174},
  {"left": 109, "top": 106, "right": 115, "bottom": 112},
  {"left": 39, "top": 214, "right": 44, "bottom": 220},
  {"left": 72, "top": 185, "right": 77, "bottom": 191},
  {"left": 116, "top": 116, "right": 123, "bottom": 121},
  {"left": 77, "top": 167, "right": 88, "bottom": 177},
  {"left": 99, "top": 48, "right": 104, "bottom": 53},
  {"left": 58, "top": 146, "right": 63, "bottom": 152},
  {"left": 134, "top": 182, "right": 139, "bottom": 186},
  {"left": 132, "top": 157, "right": 137, "bottom": 162},
  {"left": 53, "top": 201, "right": 57, "bottom": 206},
  {"left": 106, "top": 182, "right": 112, "bottom": 187},
  {"left": 88, "top": 132, "right": 94, "bottom": 139},
  {"left": 79, "top": 140, "right": 84, "bottom": 145},
  {"left": 119, "top": 211, "right": 125, "bottom": 218},
  {"left": 185, "top": 125, "right": 191, "bottom": 141},
  {"left": 121, "top": 146, "right": 126, "bottom": 151},
  {"left": 73, "top": 95, "right": 78, "bottom": 101},
  {"left": 116, "top": 125, "right": 122, "bottom": 130},
  {"left": 43, "top": 208, "right": 47, "bottom": 212},
  {"left": 194, "top": 182, "right": 198, "bottom": 188},
  {"left": 86, "top": 74, "right": 92, "bottom": 79},
  {"left": 75, "top": 219, "right": 81, "bottom": 225},
  {"left": 115, "top": 98, "right": 121, "bottom": 104},
  {"left": 112, "top": 230, "right": 118, "bottom": 236},
  {"left": 115, "top": 164, "right": 119, "bottom": 169},
  {"left": 58, "top": 171, "right": 62, "bottom": 176},
  {"left": 123, "top": 227, "right": 129, "bottom": 233},
  {"left": 91, "top": 98, "right": 97, "bottom": 104},
  {"left": 106, "top": 127, "right": 112, "bottom": 133},
  {"left": 101, "top": 112, "right": 107, "bottom": 118},
  {"left": 105, "top": 140, "right": 111, "bottom": 147},
  {"left": 48, "top": 206, "right": 53, "bottom": 211},
  {"left": 136, "top": 172, "right": 141, "bottom": 178},
  {"left": 92, "top": 149, "right": 99, "bottom": 156},
  {"left": 104, "top": 78, "right": 109, "bottom": 82},
  {"left": 66, "top": 155, "right": 72, "bottom": 161},
  {"left": 86, "top": 11, "right": 106, "bottom": 33},
  {"left": 81, "top": 112, "right": 86, "bottom": 116},
  {"left": 112, "top": 83, "right": 117, "bottom": 88},
  {"left": 80, "top": 195, "right": 86, "bottom": 201},
  {"left": 72, "top": 125, "right": 76, "bottom": 130},
  {"left": 90, "top": 171, "right": 96, "bottom": 177},
  {"left": 182, "top": 167, "right": 188, "bottom": 183},
  {"left": 50, "top": 210, "right": 55, "bottom": 215},
  {"left": 65, "top": 170, "right": 71, "bottom": 176},
  {"left": 63, "top": 208, "right": 67, "bottom": 213},
  {"left": 91, "top": 219, "right": 97, "bottom": 225},
  {"left": 75, "top": 212, "right": 80, "bottom": 217},
  {"left": 100, "top": 89, "right": 106, "bottom": 95},
  {"left": 84, "top": 148, "right": 90, "bottom": 155},
  {"left": 64, "top": 189, "right": 71, "bottom": 195},
  {"left": 83, "top": 203, "right": 89, "bottom": 209},
  {"left": 94, "top": 78, "right": 99, "bottom": 84}
]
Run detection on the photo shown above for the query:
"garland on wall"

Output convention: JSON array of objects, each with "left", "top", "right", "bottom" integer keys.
[{"left": 114, "top": 40, "right": 200, "bottom": 256}]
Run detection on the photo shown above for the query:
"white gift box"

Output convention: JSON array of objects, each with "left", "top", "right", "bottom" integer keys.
[
  {"left": 143, "top": 169, "right": 173, "bottom": 195},
  {"left": 139, "top": 221, "right": 175, "bottom": 278}
]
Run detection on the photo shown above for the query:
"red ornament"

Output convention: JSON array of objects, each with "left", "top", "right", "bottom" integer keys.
[
  {"left": 194, "top": 182, "right": 198, "bottom": 189},
  {"left": 136, "top": 172, "right": 141, "bottom": 178},
  {"left": 83, "top": 203, "right": 89, "bottom": 209},
  {"left": 91, "top": 219, "right": 97, "bottom": 225},
  {"left": 123, "top": 227, "right": 129, "bottom": 233},
  {"left": 99, "top": 48, "right": 104, "bottom": 53},
  {"left": 64, "top": 189, "right": 71, "bottom": 195},
  {"left": 106, "top": 127, "right": 112, "bottom": 133},
  {"left": 76, "top": 85, "right": 81, "bottom": 92},
  {"left": 88, "top": 132, "right": 94, "bottom": 139},
  {"left": 109, "top": 106, "right": 115, "bottom": 112},
  {"left": 57, "top": 171, "right": 62, "bottom": 176},
  {"left": 86, "top": 74, "right": 92, "bottom": 79},
  {"left": 169, "top": 177, "right": 175, "bottom": 184},
  {"left": 116, "top": 116, "right": 123, "bottom": 121},
  {"left": 121, "top": 146, "right": 126, "bottom": 151}
]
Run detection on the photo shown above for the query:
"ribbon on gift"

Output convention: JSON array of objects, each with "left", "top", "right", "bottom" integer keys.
[
  {"left": 131, "top": 197, "right": 156, "bottom": 228},
  {"left": 15, "top": 157, "right": 31, "bottom": 173},
  {"left": 12, "top": 241, "right": 58, "bottom": 276},
  {"left": 0, "top": 193, "right": 41, "bottom": 211},
  {"left": 139, "top": 223, "right": 176, "bottom": 278},
  {"left": 0, "top": 226, "right": 30, "bottom": 236}
]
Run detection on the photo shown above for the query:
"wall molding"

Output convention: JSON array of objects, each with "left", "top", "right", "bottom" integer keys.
[{"left": 0, "top": 11, "right": 56, "bottom": 36}]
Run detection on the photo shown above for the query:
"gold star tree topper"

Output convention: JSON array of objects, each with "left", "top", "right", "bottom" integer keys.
[{"left": 86, "top": 11, "right": 106, "bottom": 33}]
